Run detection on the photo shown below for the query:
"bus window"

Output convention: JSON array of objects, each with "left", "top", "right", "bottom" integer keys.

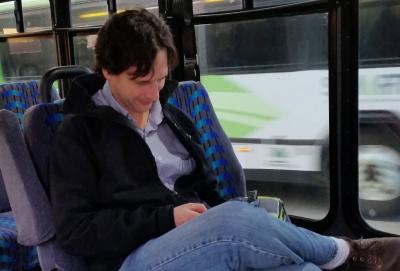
[
  {"left": 70, "top": 1, "right": 244, "bottom": 27},
  {"left": 71, "top": 0, "right": 108, "bottom": 27},
  {"left": 117, "top": 0, "right": 242, "bottom": 15},
  {"left": 71, "top": 0, "right": 159, "bottom": 27},
  {"left": 195, "top": 13, "right": 329, "bottom": 220},
  {"left": 0, "top": 37, "right": 57, "bottom": 81},
  {"left": 23, "top": 0, "right": 52, "bottom": 32},
  {"left": 0, "top": 60, "right": 4, "bottom": 83},
  {"left": 0, "top": 1, "right": 16, "bottom": 34},
  {"left": 73, "top": 34, "right": 96, "bottom": 68},
  {"left": 117, "top": 0, "right": 159, "bottom": 15},
  {"left": 193, "top": 0, "right": 242, "bottom": 14},
  {"left": 358, "top": 0, "right": 400, "bottom": 234},
  {"left": 0, "top": 0, "right": 52, "bottom": 34},
  {"left": 254, "top": 0, "right": 317, "bottom": 8}
]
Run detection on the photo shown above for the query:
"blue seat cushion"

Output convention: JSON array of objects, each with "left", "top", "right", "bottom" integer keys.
[{"left": 0, "top": 212, "right": 39, "bottom": 270}]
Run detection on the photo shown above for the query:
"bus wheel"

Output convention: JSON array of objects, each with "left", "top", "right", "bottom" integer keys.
[{"left": 359, "top": 124, "right": 400, "bottom": 218}]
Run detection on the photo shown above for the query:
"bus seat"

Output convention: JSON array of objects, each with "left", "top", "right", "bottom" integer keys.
[
  {"left": 0, "top": 67, "right": 91, "bottom": 270},
  {"left": 0, "top": 80, "right": 59, "bottom": 270},
  {"left": 24, "top": 102, "right": 86, "bottom": 270},
  {"left": 0, "top": 80, "right": 59, "bottom": 212},
  {"left": 0, "top": 80, "right": 59, "bottom": 125},
  {"left": 0, "top": 80, "right": 41, "bottom": 124},
  {"left": 24, "top": 102, "right": 65, "bottom": 197},
  {"left": 168, "top": 81, "right": 290, "bottom": 222},
  {"left": 0, "top": 110, "right": 41, "bottom": 270},
  {"left": 39, "top": 65, "right": 92, "bottom": 103},
  {"left": 0, "top": 80, "right": 42, "bottom": 213},
  {"left": 0, "top": 108, "right": 86, "bottom": 271},
  {"left": 168, "top": 81, "right": 247, "bottom": 199}
]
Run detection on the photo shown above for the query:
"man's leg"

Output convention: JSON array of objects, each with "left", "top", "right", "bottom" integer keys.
[{"left": 120, "top": 201, "right": 336, "bottom": 271}]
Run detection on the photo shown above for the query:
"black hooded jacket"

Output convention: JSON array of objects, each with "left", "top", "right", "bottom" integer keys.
[{"left": 49, "top": 73, "right": 225, "bottom": 271}]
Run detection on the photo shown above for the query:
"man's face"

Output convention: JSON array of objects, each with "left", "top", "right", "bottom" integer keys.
[{"left": 102, "top": 49, "right": 169, "bottom": 120}]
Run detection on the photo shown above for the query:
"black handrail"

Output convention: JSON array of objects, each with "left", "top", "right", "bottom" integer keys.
[{"left": 39, "top": 65, "right": 92, "bottom": 103}]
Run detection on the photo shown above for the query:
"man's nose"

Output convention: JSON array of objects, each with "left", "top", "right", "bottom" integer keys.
[{"left": 147, "top": 82, "right": 160, "bottom": 100}]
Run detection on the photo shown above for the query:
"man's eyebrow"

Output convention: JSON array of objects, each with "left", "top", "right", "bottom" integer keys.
[
  {"left": 134, "top": 74, "right": 168, "bottom": 82},
  {"left": 136, "top": 77, "right": 151, "bottom": 82},
  {"left": 126, "top": 71, "right": 137, "bottom": 76}
]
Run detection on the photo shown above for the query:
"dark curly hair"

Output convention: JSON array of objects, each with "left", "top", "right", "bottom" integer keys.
[{"left": 95, "top": 9, "right": 178, "bottom": 78}]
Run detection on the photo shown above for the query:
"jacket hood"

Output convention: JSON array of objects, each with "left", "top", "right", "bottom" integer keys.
[{"left": 63, "top": 73, "right": 178, "bottom": 115}]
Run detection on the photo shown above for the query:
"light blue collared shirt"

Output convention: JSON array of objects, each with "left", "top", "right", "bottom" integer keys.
[{"left": 92, "top": 81, "right": 196, "bottom": 191}]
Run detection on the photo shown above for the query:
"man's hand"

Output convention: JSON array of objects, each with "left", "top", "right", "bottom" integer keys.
[{"left": 173, "top": 203, "right": 207, "bottom": 227}]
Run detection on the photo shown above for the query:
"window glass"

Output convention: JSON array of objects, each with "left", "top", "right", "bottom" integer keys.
[
  {"left": 71, "top": 0, "right": 108, "bottom": 27},
  {"left": 73, "top": 34, "right": 96, "bottom": 69},
  {"left": 0, "top": 37, "right": 57, "bottom": 81},
  {"left": 0, "top": 1, "right": 16, "bottom": 34},
  {"left": 254, "top": 0, "right": 317, "bottom": 8},
  {"left": 117, "top": 0, "right": 159, "bottom": 15},
  {"left": 358, "top": 0, "right": 400, "bottom": 234},
  {"left": 193, "top": 0, "right": 242, "bottom": 14},
  {"left": 23, "top": 0, "right": 52, "bottom": 32},
  {"left": 195, "top": 13, "right": 329, "bottom": 220}
]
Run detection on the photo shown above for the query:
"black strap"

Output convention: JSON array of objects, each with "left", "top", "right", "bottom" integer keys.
[
  {"left": 164, "top": 0, "right": 199, "bottom": 81},
  {"left": 14, "top": 0, "right": 24, "bottom": 33},
  {"left": 107, "top": 0, "right": 116, "bottom": 14}
]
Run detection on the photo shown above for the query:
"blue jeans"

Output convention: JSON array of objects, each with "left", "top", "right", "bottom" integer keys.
[{"left": 119, "top": 201, "right": 337, "bottom": 271}]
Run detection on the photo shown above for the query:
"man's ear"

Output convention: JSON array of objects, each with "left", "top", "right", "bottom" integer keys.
[{"left": 102, "top": 68, "right": 111, "bottom": 80}]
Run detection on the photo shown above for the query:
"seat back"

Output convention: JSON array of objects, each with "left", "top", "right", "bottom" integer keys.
[
  {"left": 24, "top": 102, "right": 65, "bottom": 196},
  {"left": 0, "top": 80, "right": 41, "bottom": 124},
  {"left": 0, "top": 67, "right": 91, "bottom": 271},
  {"left": 23, "top": 104, "right": 87, "bottom": 271},
  {"left": 0, "top": 80, "right": 60, "bottom": 270},
  {"left": 0, "top": 80, "right": 59, "bottom": 212},
  {"left": 0, "top": 80, "right": 41, "bottom": 213},
  {"left": 168, "top": 81, "right": 246, "bottom": 199},
  {"left": 0, "top": 110, "right": 46, "bottom": 269},
  {"left": 0, "top": 109, "right": 52, "bottom": 244},
  {"left": 0, "top": 108, "right": 86, "bottom": 271}
]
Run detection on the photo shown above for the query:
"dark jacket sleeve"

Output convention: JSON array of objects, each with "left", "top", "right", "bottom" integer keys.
[{"left": 49, "top": 117, "right": 175, "bottom": 258}]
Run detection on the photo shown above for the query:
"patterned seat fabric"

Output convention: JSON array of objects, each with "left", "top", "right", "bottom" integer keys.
[
  {"left": 0, "top": 81, "right": 57, "bottom": 270},
  {"left": 168, "top": 81, "right": 246, "bottom": 199},
  {"left": 0, "top": 81, "right": 41, "bottom": 212},
  {"left": 168, "top": 81, "right": 290, "bottom": 222},
  {"left": 0, "top": 81, "right": 41, "bottom": 126},
  {"left": 0, "top": 212, "right": 38, "bottom": 270}
]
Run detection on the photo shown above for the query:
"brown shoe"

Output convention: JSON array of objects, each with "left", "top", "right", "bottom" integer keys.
[{"left": 335, "top": 237, "right": 400, "bottom": 271}]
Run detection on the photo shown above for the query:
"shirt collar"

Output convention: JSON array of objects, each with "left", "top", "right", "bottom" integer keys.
[
  {"left": 93, "top": 80, "right": 164, "bottom": 130},
  {"left": 100, "top": 81, "right": 131, "bottom": 119},
  {"left": 149, "top": 99, "right": 163, "bottom": 128}
]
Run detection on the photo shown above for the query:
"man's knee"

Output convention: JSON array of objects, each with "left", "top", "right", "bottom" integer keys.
[
  {"left": 206, "top": 200, "right": 277, "bottom": 232},
  {"left": 210, "top": 200, "right": 254, "bottom": 218},
  {"left": 205, "top": 201, "right": 247, "bottom": 224}
]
